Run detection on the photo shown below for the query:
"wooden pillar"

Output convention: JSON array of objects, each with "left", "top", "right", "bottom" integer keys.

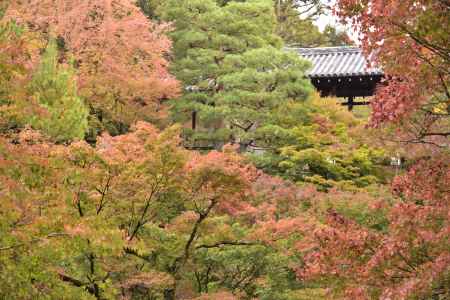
[
  {"left": 192, "top": 110, "right": 197, "bottom": 130},
  {"left": 347, "top": 96, "right": 354, "bottom": 111}
]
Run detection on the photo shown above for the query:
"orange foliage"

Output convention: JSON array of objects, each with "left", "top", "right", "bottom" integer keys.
[{"left": 6, "top": 0, "right": 180, "bottom": 124}]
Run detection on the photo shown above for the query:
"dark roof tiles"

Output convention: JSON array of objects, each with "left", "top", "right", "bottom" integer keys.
[{"left": 288, "top": 46, "right": 383, "bottom": 78}]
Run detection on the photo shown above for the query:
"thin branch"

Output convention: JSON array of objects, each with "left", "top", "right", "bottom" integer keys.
[
  {"left": 196, "top": 240, "right": 259, "bottom": 249},
  {"left": 183, "top": 198, "right": 217, "bottom": 260},
  {"left": 391, "top": 21, "right": 450, "bottom": 62},
  {"left": 58, "top": 272, "right": 99, "bottom": 298},
  {"left": 0, "top": 233, "right": 69, "bottom": 252},
  {"left": 96, "top": 174, "right": 113, "bottom": 215},
  {"left": 230, "top": 121, "right": 254, "bottom": 132},
  {"left": 397, "top": 251, "right": 417, "bottom": 273},
  {"left": 421, "top": 132, "right": 450, "bottom": 137},
  {"left": 58, "top": 272, "right": 86, "bottom": 287},
  {"left": 437, "top": 72, "right": 450, "bottom": 100},
  {"left": 127, "top": 177, "right": 162, "bottom": 241},
  {"left": 381, "top": 136, "right": 448, "bottom": 149},
  {"left": 170, "top": 196, "right": 219, "bottom": 274}
]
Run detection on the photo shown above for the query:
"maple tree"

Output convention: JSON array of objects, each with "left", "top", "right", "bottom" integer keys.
[
  {"left": 297, "top": 158, "right": 449, "bottom": 299},
  {"left": 248, "top": 96, "right": 387, "bottom": 190},
  {"left": 5, "top": 0, "right": 180, "bottom": 137},
  {"left": 1, "top": 0, "right": 448, "bottom": 299},
  {"left": 0, "top": 124, "right": 295, "bottom": 298},
  {"left": 0, "top": 19, "right": 36, "bottom": 133},
  {"left": 334, "top": 0, "right": 449, "bottom": 145},
  {"left": 290, "top": 1, "right": 450, "bottom": 298}
]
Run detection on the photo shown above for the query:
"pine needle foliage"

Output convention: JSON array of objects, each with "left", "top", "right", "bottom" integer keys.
[
  {"left": 156, "top": 0, "right": 313, "bottom": 148},
  {"left": 28, "top": 39, "right": 88, "bottom": 143}
]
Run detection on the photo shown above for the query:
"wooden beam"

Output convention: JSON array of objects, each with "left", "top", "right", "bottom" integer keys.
[
  {"left": 192, "top": 110, "right": 197, "bottom": 130},
  {"left": 310, "top": 75, "right": 384, "bottom": 98},
  {"left": 347, "top": 96, "right": 354, "bottom": 111}
]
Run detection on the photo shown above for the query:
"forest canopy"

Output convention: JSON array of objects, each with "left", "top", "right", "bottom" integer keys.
[{"left": 0, "top": 0, "right": 448, "bottom": 299}]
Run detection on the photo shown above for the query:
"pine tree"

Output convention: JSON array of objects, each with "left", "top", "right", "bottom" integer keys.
[
  {"left": 156, "top": 0, "right": 313, "bottom": 149},
  {"left": 28, "top": 39, "right": 88, "bottom": 143},
  {"left": 274, "top": 0, "right": 352, "bottom": 46}
]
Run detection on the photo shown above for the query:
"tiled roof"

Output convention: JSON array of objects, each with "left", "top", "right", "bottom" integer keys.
[{"left": 289, "top": 46, "right": 383, "bottom": 78}]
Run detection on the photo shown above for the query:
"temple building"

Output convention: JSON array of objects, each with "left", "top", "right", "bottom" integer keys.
[{"left": 290, "top": 46, "right": 384, "bottom": 110}]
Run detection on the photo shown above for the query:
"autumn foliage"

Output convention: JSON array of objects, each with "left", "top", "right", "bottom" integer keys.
[
  {"left": 0, "top": 0, "right": 449, "bottom": 299},
  {"left": 297, "top": 159, "right": 450, "bottom": 299},
  {"left": 0, "top": 121, "right": 324, "bottom": 298},
  {"left": 292, "top": 1, "right": 450, "bottom": 298},
  {"left": 334, "top": 0, "right": 449, "bottom": 146},
  {"left": 6, "top": 0, "right": 180, "bottom": 133}
]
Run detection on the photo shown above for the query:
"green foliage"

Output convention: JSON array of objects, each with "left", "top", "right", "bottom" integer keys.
[
  {"left": 321, "top": 24, "right": 352, "bottom": 46},
  {"left": 248, "top": 97, "right": 387, "bottom": 190},
  {"left": 156, "top": 0, "right": 313, "bottom": 148},
  {"left": 274, "top": 1, "right": 351, "bottom": 46},
  {"left": 136, "top": 0, "right": 161, "bottom": 19},
  {"left": 194, "top": 245, "right": 304, "bottom": 299},
  {"left": 278, "top": 18, "right": 327, "bottom": 46},
  {"left": 142, "top": 0, "right": 347, "bottom": 48},
  {"left": 0, "top": 1, "right": 9, "bottom": 19},
  {"left": 0, "top": 20, "right": 27, "bottom": 131},
  {"left": 27, "top": 39, "right": 88, "bottom": 142}
]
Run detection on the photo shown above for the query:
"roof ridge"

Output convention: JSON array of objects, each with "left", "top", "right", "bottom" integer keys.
[
  {"left": 287, "top": 46, "right": 358, "bottom": 49},
  {"left": 285, "top": 46, "right": 383, "bottom": 77},
  {"left": 289, "top": 46, "right": 361, "bottom": 55}
]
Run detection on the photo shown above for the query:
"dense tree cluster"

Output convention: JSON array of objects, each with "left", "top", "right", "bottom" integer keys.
[
  {"left": 248, "top": 96, "right": 387, "bottom": 190},
  {"left": 0, "top": 0, "right": 448, "bottom": 299},
  {"left": 153, "top": 0, "right": 314, "bottom": 149},
  {"left": 6, "top": 0, "right": 180, "bottom": 138},
  {"left": 335, "top": 0, "right": 449, "bottom": 144},
  {"left": 295, "top": 0, "right": 450, "bottom": 298}
]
